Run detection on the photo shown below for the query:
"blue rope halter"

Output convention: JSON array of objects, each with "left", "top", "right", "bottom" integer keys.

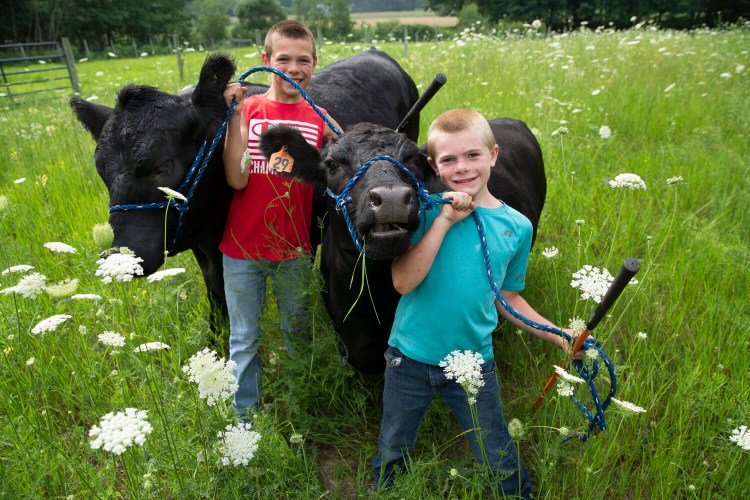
[
  {"left": 107, "top": 66, "right": 340, "bottom": 251},
  {"left": 333, "top": 155, "right": 615, "bottom": 437}
]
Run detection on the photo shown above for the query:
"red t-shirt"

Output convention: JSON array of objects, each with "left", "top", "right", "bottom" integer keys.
[{"left": 220, "top": 95, "right": 325, "bottom": 262}]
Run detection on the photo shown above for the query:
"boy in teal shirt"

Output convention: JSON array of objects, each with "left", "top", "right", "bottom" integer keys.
[{"left": 373, "top": 109, "right": 573, "bottom": 497}]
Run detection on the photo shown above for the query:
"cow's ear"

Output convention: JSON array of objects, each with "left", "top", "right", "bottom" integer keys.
[
  {"left": 259, "top": 126, "right": 321, "bottom": 183},
  {"left": 70, "top": 97, "right": 112, "bottom": 141},
  {"left": 192, "top": 52, "right": 237, "bottom": 121}
]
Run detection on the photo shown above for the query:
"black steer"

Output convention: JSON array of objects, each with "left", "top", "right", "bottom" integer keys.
[
  {"left": 260, "top": 119, "right": 546, "bottom": 372},
  {"left": 71, "top": 49, "right": 419, "bottom": 338}
]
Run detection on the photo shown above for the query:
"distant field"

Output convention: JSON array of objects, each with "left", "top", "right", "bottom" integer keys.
[{"left": 351, "top": 10, "right": 458, "bottom": 27}]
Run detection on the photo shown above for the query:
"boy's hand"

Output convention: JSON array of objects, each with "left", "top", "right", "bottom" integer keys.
[
  {"left": 561, "top": 328, "right": 589, "bottom": 360},
  {"left": 223, "top": 83, "right": 247, "bottom": 107},
  {"left": 440, "top": 191, "right": 475, "bottom": 223}
]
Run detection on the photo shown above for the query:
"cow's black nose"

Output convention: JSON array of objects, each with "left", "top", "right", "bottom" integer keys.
[{"left": 368, "top": 185, "right": 414, "bottom": 223}]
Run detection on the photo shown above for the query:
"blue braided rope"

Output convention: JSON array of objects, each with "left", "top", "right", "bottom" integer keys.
[
  {"left": 331, "top": 153, "right": 616, "bottom": 434},
  {"left": 108, "top": 65, "right": 340, "bottom": 251}
]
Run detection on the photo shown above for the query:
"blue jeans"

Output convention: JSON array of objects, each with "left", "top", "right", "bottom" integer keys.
[
  {"left": 223, "top": 255, "right": 312, "bottom": 418},
  {"left": 373, "top": 347, "right": 532, "bottom": 498}
]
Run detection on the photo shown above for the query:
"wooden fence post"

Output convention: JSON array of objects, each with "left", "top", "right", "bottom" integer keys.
[{"left": 61, "top": 37, "right": 80, "bottom": 93}]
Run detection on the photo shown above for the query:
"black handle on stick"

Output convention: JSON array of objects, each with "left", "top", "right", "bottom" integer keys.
[
  {"left": 396, "top": 73, "right": 447, "bottom": 134},
  {"left": 586, "top": 257, "right": 641, "bottom": 332}
]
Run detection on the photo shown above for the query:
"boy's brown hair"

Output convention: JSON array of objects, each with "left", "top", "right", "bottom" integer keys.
[
  {"left": 264, "top": 20, "right": 317, "bottom": 60},
  {"left": 426, "top": 108, "right": 496, "bottom": 159}
]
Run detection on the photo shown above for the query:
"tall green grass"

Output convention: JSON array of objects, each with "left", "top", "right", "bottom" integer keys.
[{"left": 1, "top": 25, "right": 748, "bottom": 498}]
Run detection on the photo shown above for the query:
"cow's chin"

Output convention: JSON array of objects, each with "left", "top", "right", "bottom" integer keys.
[{"left": 361, "top": 230, "right": 412, "bottom": 261}]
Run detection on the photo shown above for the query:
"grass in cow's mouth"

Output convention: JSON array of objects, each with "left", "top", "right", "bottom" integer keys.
[{"left": 0, "top": 26, "right": 749, "bottom": 498}]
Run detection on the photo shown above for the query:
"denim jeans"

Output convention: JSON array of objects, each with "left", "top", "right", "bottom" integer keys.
[
  {"left": 223, "top": 254, "right": 312, "bottom": 419},
  {"left": 373, "top": 346, "right": 532, "bottom": 498}
]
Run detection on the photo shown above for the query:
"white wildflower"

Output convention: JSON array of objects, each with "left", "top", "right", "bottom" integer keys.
[
  {"left": 44, "top": 242, "right": 77, "bottom": 254},
  {"left": 508, "top": 418, "right": 525, "bottom": 440},
  {"left": 2, "top": 264, "right": 34, "bottom": 275},
  {"left": 45, "top": 278, "right": 79, "bottom": 298},
  {"left": 2, "top": 272, "right": 47, "bottom": 298},
  {"left": 609, "top": 173, "right": 647, "bottom": 190},
  {"left": 440, "top": 350, "right": 485, "bottom": 404},
  {"left": 664, "top": 83, "right": 676, "bottom": 92},
  {"left": 14, "top": 178, "right": 26, "bottom": 184},
  {"left": 585, "top": 349, "right": 600, "bottom": 360},
  {"left": 553, "top": 365, "right": 585, "bottom": 384},
  {"left": 591, "top": 89, "right": 601, "bottom": 96},
  {"left": 559, "top": 426, "right": 571, "bottom": 436},
  {"left": 531, "top": 19, "right": 542, "bottom": 29},
  {"left": 157, "top": 187, "right": 187, "bottom": 202},
  {"left": 636, "top": 331, "right": 648, "bottom": 340},
  {"left": 575, "top": 219, "right": 585, "bottom": 225},
  {"left": 89, "top": 408, "right": 152, "bottom": 455},
  {"left": 666, "top": 176, "right": 684, "bottom": 185},
  {"left": 0, "top": 194, "right": 8, "bottom": 211},
  {"left": 568, "top": 317, "right": 586, "bottom": 335},
  {"left": 147, "top": 268, "right": 186, "bottom": 282},
  {"left": 719, "top": 72, "right": 731, "bottom": 79},
  {"left": 551, "top": 126, "right": 569, "bottom": 136},
  {"left": 736, "top": 64, "right": 745, "bottom": 74},
  {"left": 71, "top": 293, "right": 102, "bottom": 300},
  {"left": 217, "top": 422, "right": 261, "bottom": 466},
  {"left": 598, "top": 125, "right": 612, "bottom": 139},
  {"left": 31, "top": 314, "right": 72, "bottom": 335},
  {"left": 557, "top": 381, "right": 575, "bottom": 397},
  {"left": 133, "top": 342, "right": 171, "bottom": 353},
  {"left": 95, "top": 250, "right": 144, "bottom": 283},
  {"left": 98, "top": 331, "right": 126, "bottom": 347},
  {"left": 571, "top": 265, "right": 614, "bottom": 303},
  {"left": 92, "top": 223, "right": 114, "bottom": 248},
  {"left": 26, "top": 357, "right": 35, "bottom": 365},
  {"left": 729, "top": 425, "right": 750, "bottom": 451},
  {"left": 542, "top": 246, "right": 559, "bottom": 259},
  {"left": 611, "top": 398, "right": 647, "bottom": 413},
  {"left": 182, "top": 348, "right": 238, "bottom": 406},
  {"left": 289, "top": 433, "right": 304, "bottom": 445}
]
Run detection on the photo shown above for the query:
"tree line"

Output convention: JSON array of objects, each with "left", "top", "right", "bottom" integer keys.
[{"left": 1, "top": 0, "right": 747, "bottom": 51}]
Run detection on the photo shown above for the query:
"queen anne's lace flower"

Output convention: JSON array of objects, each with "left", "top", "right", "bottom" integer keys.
[
  {"left": 608, "top": 173, "right": 646, "bottom": 190},
  {"left": 666, "top": 176, "right": 684, "bottom": 185},
  {"left": 146, "top": 268, "right": 186, "bottom": 282},
  {"left": 44, "top": 242, "right": 77, "bottom": 253},
  {"left": 157, "top": 186, "right": 187, "bottom": 202},
  {"left": 729, "top": 425, "right": 750, "bottom": 451},
  {"left": 568, "top": 317, "right": 586, "bottom": 335},
  {"left": 542, "top": 246, "right": 559, "bottom": 259},
  {"left": 571, "top": 265, "right": 614, "bottom": 303},
  {"left": 599, "top": 125, "right": 612, "bottom": 139},
  {"left": 98, "top": 331, "right": 126, "bottom": 347},
  {"left": 95, "top": 250, "right": 144, "bottom": 283},
  {"left": 31, "top": 314, "right": 72, "bottom": 335},
  {"left": 217, "top": 422, "right": 261, "bottom": 466},
  {"left": 45, "top": 278, "right": 79, "bottom": 298},
  {"left": 440, "top": 350, "right": 485, "bottom": 404},
  {"left": 89, "top": 408, "right": 153, "bottom": 455},
  {"left": 553, "top": 365, "right": 585, "bottom": 384},
  {"left": 133, "top": 342, "right": 170, "bottom": 353},
  {"left": 507, "top": 418, "right": 525, "bottom": 440},
  {"left": 557, "top": 381, "right": 575, "bottom": 397},
  {"left": 1, "top": 264, "right": 34, "bottom": 275},
  {"left": 182, "top": 348, "right": 238, "bottom": 406},
  {"left": 71, "top": 293, "right": 102, "bottom": 300},
  {"left": 1, "top": 272, "right": 46, "bottom": 298},
  {"left": 611, "top": 398, "right": 647, "bottom": 413}
]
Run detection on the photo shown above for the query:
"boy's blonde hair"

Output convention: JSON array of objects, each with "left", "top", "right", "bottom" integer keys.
[
  {"left": 426, "top": 108, "right": 495, "bottom": 159},
  {"left": 264, "top": 20, "right": 317, "bottom": 60}
]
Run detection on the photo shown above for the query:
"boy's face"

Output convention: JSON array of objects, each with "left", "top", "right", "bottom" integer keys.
[
  {"left": 428, "top": 129, "right": 499, "bottom": 205},
  {"left": 262, "top": 35, "right": 316, "bottom": 102}
]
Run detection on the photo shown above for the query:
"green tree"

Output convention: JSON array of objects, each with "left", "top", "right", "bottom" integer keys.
[
  {"left": 192, "top": 0, "right": 230, "bottom": 44},
  {"left": 293, "top": 0, "right": 353, "bottom": 39},
  {"left": 232, "top": 0, "right": 287, "bottom": 38}
]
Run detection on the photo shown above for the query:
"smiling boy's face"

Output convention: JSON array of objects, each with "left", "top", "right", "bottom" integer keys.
[{"left": 262, "top": 35, "right": 317, "bottom": 103}]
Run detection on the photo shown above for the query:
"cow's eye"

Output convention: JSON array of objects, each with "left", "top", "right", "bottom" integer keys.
[
  {"left": 326, "top": 158, "right": 344, "bottom": 173},
  {"left": 154, "top": 160, "right": 174, "bottom": 177}
]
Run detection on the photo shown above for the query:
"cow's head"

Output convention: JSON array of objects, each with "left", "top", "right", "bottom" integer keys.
[
  {"left": 261, "top": 123, "right": 438, "bottom": 260},
  {"left": 70, "top": 53, "right": 237, "bottom": 274}
]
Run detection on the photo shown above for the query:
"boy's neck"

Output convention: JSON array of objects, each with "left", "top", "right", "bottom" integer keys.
[{"left": 263, "top": 89, "right": 304, "bottom": 104}]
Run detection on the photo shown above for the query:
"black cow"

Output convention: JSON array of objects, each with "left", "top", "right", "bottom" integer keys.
[
  {"left": 260, "top": 119, "right": 546, "bottom": 372},
  {"left": 70, "top": 49, "right": 419, "bottom": 337}
]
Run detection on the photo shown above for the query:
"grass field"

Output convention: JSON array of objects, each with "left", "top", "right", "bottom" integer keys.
[{"left": 1, "top": 24, "right": 749, "bottom": 498}]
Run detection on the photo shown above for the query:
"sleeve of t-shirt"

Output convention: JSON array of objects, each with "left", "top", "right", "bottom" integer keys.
[{"left": 501, "top": 214, "right": 533, "bottom": 291}]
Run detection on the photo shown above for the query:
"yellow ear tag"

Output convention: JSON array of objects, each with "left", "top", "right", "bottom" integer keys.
[{"left": 269, "top": 145, "right": 294, "bottom": 174}]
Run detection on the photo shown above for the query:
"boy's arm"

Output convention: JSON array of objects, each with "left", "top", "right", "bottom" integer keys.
[
  {"left": 496, "top": 291, "right": 581, "bottom": 357},
  {"left": 391, "top": 192, "right": 474, "bottom": 295},
  {"left": 223, "top": 83, "right": 250, "bottom": 190}
]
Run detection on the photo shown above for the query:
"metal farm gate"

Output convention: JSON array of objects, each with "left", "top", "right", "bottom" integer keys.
[{"left": 0, "top": 38, "right": 79, "bottom": 103}]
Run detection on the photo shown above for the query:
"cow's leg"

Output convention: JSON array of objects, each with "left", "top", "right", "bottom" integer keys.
[{"left": 192, "top": 246, "right": 229, "bottom": 355}]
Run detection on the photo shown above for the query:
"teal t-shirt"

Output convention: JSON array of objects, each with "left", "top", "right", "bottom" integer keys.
[{"left": 389, "top": 195, "right": 533, "bottom": 366}]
